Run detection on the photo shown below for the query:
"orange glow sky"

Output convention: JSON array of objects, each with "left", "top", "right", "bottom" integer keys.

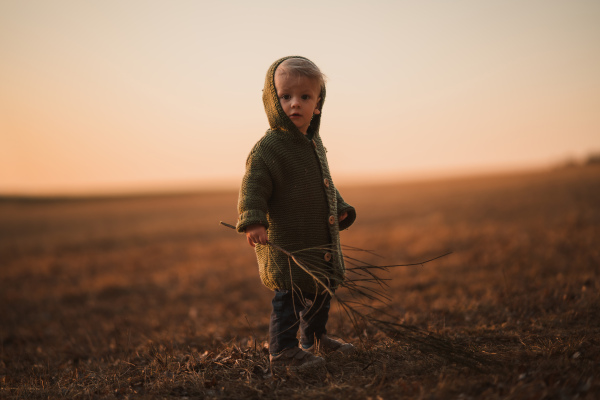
[{"left": 1, "top": 1, "right": 599, "bottom": 195}]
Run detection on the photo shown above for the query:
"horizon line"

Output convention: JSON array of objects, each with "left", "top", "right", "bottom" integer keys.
[{"left": 2, "top": 160, "right": 590, "bottom": 200}]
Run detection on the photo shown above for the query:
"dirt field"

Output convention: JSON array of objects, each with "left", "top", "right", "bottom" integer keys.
[{"left": 1, "top": 165, "right": 599, "bottom": 399}]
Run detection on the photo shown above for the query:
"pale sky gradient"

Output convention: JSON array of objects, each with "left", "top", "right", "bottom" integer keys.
[{"left": 1, "top": 0, "right": 599, "bottom": 195}]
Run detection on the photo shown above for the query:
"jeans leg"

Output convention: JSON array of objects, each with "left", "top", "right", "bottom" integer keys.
[
  {"left": 299, "top": 291, "right": 332, "bottom": 348},
  {"left": 269, "top": 290, "right": 302, "bottom": 355}
]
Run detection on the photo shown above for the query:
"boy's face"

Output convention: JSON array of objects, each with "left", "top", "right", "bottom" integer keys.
[{"left": 274, "top": 70, "right": 321, "bottom": 135}]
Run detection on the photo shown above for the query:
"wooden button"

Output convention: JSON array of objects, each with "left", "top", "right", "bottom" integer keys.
[
  {"left": 324, "top": 252, "right": 332, "bottom": 262},
  {"left": 324, "top": 178, "right": 330, "bottom": 188},
  {"left": 328, "top": 215, "right": 335, "bottom": 225}
]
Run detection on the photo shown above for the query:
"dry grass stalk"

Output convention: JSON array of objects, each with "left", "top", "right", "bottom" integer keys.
[{"left": 220, "top": 221, "right": 492, "bottom": 369}]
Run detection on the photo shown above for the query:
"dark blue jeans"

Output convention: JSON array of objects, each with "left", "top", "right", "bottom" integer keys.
[{"left": 269, "top": 289, "right": 332, "bottom": 355}]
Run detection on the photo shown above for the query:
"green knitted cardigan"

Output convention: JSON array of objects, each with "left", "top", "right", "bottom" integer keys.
[{"left": 236, "top": 56, "right": 356, "bottom": 293}]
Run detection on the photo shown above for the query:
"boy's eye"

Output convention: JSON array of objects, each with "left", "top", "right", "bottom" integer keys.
[
  {"left": 301, "top": 95, "right": 310, "bottom": 100},
  {"left": 281, "top": 94, "right": 291, "bottom": 100}
]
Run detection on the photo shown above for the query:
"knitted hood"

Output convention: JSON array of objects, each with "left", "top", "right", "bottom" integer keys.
[{"left": 262, "top": 56, "right": 326, "bottom": 138}]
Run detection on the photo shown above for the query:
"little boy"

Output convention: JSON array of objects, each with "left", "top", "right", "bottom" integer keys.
[{"left": 236, "top": 56, "right": 356, "bottom": 370}]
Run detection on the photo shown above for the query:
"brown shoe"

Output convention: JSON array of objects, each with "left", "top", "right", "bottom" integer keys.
[
  {"left": 305, "top": 335, "right": 355, "bottom": 355},
  {"left": 269, "top": 347, "right": 325, "bottom": 371}
]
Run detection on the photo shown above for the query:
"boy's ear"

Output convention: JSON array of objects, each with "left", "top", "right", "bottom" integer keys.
[{"left": 314, "top": 97, "right": 322, "bottom": 114}]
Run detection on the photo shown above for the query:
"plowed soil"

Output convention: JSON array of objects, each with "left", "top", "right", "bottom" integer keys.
[{"left": 1, "top": 165, "right": 599, "bottom": 399}]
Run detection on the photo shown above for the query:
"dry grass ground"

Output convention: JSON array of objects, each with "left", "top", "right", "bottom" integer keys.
[{"left": 1, "top": 165, "right": 599, "bottom": 399}]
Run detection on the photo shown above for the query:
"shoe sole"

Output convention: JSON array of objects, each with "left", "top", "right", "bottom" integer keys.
[{"left": 306, "top": 343, "right": 355, "bottom": 355}]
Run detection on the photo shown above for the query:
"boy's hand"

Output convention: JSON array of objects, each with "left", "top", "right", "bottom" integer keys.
[
  {"left": 339, "top": 211, "right": 348, "bottom": 222},
  {"left": 245, "top": 224, "right": 268, "bottom": 247}
]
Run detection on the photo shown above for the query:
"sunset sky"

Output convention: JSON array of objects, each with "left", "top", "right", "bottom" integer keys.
[{"left": 1, "top": 0, "right": 599, "bottom": 195}]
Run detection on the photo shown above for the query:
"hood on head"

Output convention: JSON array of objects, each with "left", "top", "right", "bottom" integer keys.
[{"left": 262, "top": 56, "right": 326, "bottom": 137}]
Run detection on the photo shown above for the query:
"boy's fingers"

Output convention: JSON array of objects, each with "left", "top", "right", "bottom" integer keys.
[{"left": 245, "top": 229, "right": 267, "bottom": 247}]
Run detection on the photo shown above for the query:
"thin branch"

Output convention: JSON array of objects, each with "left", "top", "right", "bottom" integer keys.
[{"left": 220, "top": 221, "right": 493, "bottom": 369}]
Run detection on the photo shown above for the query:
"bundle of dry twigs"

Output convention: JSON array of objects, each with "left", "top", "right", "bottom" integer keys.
[{"left": 220, "top": 221, "right": 494, "bottom": 370}]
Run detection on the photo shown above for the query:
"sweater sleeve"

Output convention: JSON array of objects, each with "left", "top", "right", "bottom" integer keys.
[
  {"left": 336, "top": 188, "right": 356, "bottom": 231},
  {"left": 236, "top": 150, "right": 273, "bottom": 233}
]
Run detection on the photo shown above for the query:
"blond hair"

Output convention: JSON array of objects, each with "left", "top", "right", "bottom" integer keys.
[{"left": 276, "top": 57, "right": 327, "bottom": 90}]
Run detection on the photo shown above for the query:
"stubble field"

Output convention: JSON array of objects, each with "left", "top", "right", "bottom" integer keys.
[{"left": 1, "top": 165, "right": 599, "bottom": 399}]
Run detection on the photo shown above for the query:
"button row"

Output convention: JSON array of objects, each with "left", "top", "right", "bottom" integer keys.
[{"left": 313, "top": 141, "right": 332, "bottom": 190}]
